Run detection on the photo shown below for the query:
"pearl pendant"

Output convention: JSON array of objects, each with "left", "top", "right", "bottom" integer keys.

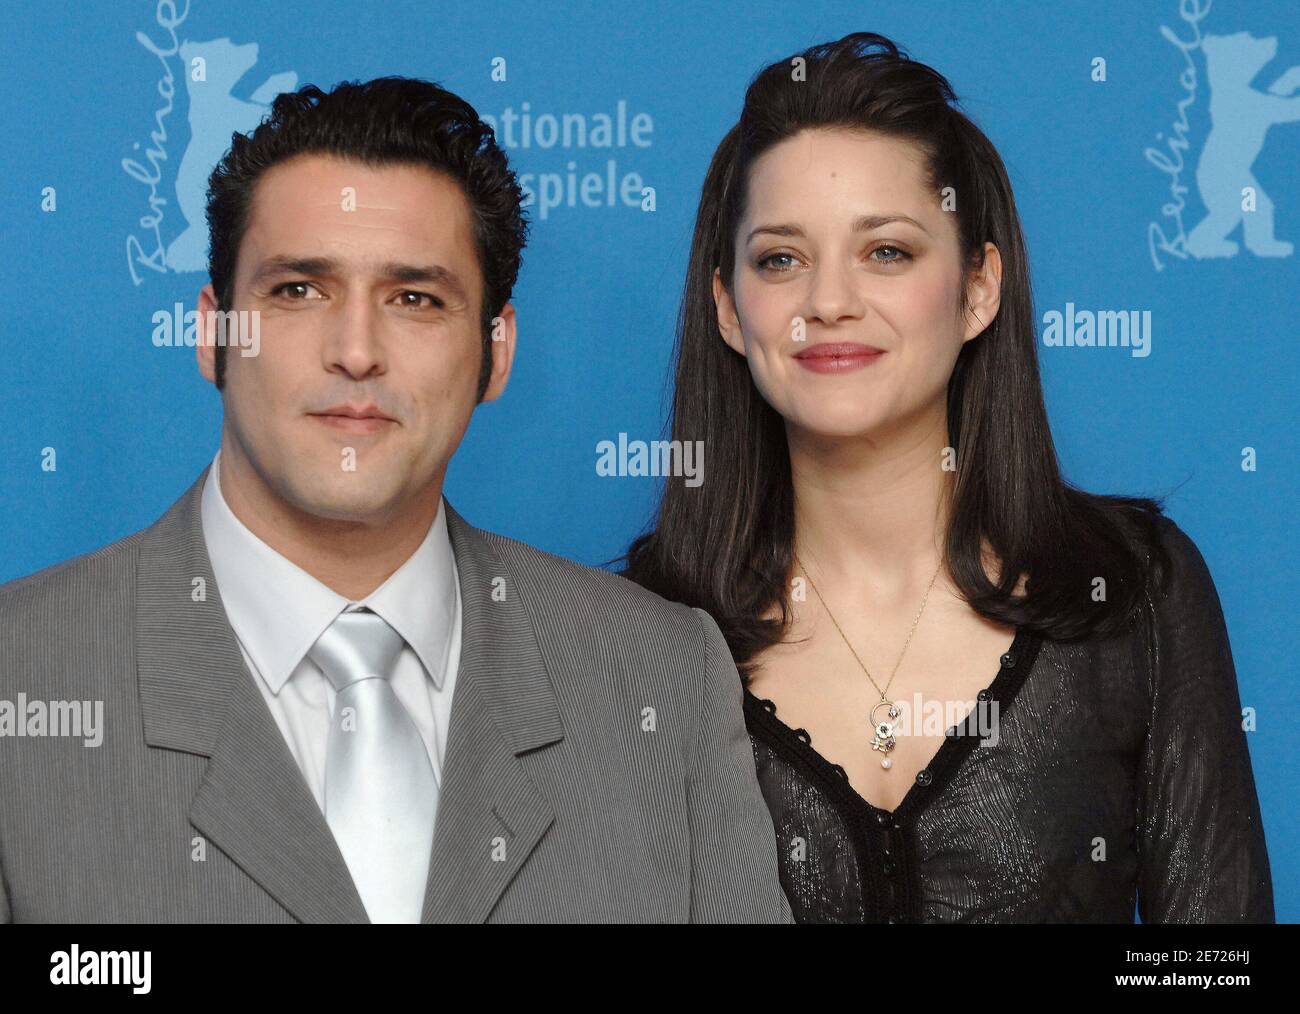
[{"left": 881, "top": 757, "right": 892, "bottom": 770}]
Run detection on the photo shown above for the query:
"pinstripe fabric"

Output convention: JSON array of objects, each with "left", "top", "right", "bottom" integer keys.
[{"left": 0, "top": 467, "right": 793, "bottom": 923}]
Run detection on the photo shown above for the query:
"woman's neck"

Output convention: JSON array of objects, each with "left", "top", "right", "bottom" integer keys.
[{"left": 787, "top": 404, "right": 954, "bottom": 605}]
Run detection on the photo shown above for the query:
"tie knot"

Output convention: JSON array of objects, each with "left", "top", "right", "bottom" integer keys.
[{"left": 308, "top": 608, "right": 406, "bottom": 692}]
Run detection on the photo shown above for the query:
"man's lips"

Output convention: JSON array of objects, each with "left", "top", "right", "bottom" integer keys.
[
  {"left": 307, "top": 403, "right": 397, "bottom": 434},
  {"left": 793, "top": 342, "right": 886, "bottom": 373}
]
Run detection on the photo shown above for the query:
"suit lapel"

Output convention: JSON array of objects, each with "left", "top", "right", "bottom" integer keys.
[
  {"left": 422, "top": 501, "right": 564, "bottom": 923},
  {"left": 136, "top": 468, "right": 369, "bottom": 923},
  {"left": 134, "top": 470, "right": 564, "bottom": 923}
]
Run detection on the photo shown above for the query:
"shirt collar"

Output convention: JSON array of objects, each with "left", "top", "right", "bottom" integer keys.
[{"left": 199, "top": 449, "right": 458, "bottom": 694}]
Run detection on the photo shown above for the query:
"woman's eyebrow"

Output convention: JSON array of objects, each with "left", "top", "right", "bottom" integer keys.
[
  {"left": 747, "top": 213, "right": 930, "bottom": 244},
  {"left": 850, "top": 213, "right": 930, "bottom": 236}
]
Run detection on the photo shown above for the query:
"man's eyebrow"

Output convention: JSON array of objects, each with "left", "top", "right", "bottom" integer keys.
[
  {"left": 747, "top": 213, "right": 931, "bottom": 244},
  {"left": 248, "top": 256, "right": 470, "bottom": 301},
  {"left": 249, "top": 255, "right": 338, "bottom": 285},
  {"left": 378, "top": 262, "right": 469, "bottom": 302}
]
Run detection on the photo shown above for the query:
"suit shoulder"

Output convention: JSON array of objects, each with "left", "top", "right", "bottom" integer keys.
[
  {"left": 0, "top": 528, "right": 143, "bottom": 620},
  {"left": 471, "top": 525, "right": 727, "bottom": 725},
  {"left": 477, "top": 526, "right": 701, "bottom": 633}
]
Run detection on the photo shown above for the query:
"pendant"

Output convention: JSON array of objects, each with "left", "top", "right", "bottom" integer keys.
[{"left": 870, "top": 699, "right": 901, "bottom": 769}]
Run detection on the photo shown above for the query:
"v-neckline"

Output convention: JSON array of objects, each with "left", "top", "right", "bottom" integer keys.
[{"left": 743, "top": 626, "right": 1044, "bottom": 825}]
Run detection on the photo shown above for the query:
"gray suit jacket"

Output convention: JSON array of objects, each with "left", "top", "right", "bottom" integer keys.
[{"left": 0, "top": 468, "right": 792, "bottom": 923}]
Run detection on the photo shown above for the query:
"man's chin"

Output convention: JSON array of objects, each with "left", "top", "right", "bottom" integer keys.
[
  {"left": 282, "top": 476, "right": 407, "bottom": 526},
  {"left": 299, "top": 500, "right": 395, "bottom": 525}
]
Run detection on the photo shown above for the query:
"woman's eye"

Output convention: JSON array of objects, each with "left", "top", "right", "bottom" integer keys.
[
  {"left": 871, "top": 245, "right": 912, "bottom": 264},
  {"left": 757, "top": 252, "right": 799, "bottom": 272}
]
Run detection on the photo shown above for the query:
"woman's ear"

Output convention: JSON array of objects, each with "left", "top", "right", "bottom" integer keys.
[
  {"left": 962, "top": 242, "right": 1003, "bottom": 342},
  {"left": 712, "top": 266, "right": 746, "bottom": 356}
]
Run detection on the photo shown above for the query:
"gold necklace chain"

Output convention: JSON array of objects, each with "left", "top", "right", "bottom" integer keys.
[
  {"left": 792, "top": 548, "right": 944, "bottom": 770},
  {"left": 793, "top": 549, "right": 943, "bottom": 701}
]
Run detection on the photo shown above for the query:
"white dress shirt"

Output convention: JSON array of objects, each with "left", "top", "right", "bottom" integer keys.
[{"left": 199, "top": 449, "right": 461, "bottom": 812}]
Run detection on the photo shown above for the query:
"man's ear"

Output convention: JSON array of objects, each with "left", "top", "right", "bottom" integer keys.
[
  {"left": 479, "top": 302, "right": 517, "bottom": 403},
  {"left": 196, "top": 284, "right": 220, "bottom": 384},
  {"left": 712, "top": 267, "right": 745, "bottom": 356},
  {"left": 961, "top": 242, "right": 1002, "bottom": 343}
]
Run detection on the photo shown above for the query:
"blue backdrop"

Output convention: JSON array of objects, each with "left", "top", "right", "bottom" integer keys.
[{"left": 0, "top": 0, "right": 1296, "bottom": 920}]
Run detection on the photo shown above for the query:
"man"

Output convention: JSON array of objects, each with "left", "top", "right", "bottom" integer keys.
[{"left": 0, "top": 78, "right": 791, "bottom": 923}]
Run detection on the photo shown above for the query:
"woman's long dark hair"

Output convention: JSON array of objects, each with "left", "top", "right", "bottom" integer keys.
[{"left": 620, "top": 32, "right": 1172, "bottom": 678}]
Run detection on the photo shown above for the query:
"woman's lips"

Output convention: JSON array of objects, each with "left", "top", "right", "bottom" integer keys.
[{"left": 793, "top": 343, "right": 886, "bottom": 373}]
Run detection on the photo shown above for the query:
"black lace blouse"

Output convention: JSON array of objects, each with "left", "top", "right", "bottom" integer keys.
[{"left": 741, "top": 517, "right": 1275, "bottom": 923}]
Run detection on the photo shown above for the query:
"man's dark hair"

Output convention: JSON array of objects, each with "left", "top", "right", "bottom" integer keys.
[{"left": 205, "top": 76, "right": 528, "bottom": 399}]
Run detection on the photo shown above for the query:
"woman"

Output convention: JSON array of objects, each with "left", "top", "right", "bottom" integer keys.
[{"left": 621, "top": 32, "right": 1273, "bottom": 923}]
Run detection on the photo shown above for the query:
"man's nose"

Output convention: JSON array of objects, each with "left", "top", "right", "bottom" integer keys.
[{"left": 324, "top": 294, "right": 386, "bottom": 379}]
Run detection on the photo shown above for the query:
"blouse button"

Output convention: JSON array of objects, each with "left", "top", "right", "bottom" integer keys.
[
  {"left": 977, "top": 689, "right": 992, "bottom": 702},
  {"left": 875, "top": 812, "right": 891, "bottom": 826},
  {"left": 915, "top": 769, "right": 932, "bottom": 786},
  {"left": 1000, "top": 652, "right": 1017, "bottom": 669},
  {"left": 886, "top": 915, "right": 899, "bottom": 925},
  {"left": 882, "top": 861, "right": 896, "bottom": 876}
]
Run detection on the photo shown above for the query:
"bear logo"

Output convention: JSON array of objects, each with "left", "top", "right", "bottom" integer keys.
[
  {"left": 1186, "top": 30, "right": 1300, "bottom": 260},
  {"left": 166, "top": 39, "right": 297, "bottom": 273}
]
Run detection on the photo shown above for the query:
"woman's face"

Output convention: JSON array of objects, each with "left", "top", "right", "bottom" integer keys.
[{"left": 714, "top": 127, "right": 1000, "bottom": 441}]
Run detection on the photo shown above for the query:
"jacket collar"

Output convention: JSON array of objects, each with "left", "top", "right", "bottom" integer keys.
[{"left": 135, "top": 467, "right": 564, "bottom": 922}]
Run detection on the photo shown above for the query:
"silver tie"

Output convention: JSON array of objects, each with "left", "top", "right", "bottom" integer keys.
[{"left": 308, "top": 607, "right": 437, "bottom": 923}]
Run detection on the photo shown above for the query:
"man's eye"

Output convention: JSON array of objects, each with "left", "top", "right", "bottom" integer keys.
[
  {"left": 271, "top": 281, "right": 320, "bottom": 299},
  {"left": 396, "top": 291, "right": 442, "bottom": 310}
]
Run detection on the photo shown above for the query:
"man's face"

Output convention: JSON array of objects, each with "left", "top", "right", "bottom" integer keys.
[{"left": 198, "top": 153, "right": 514, "bottom": 525}]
